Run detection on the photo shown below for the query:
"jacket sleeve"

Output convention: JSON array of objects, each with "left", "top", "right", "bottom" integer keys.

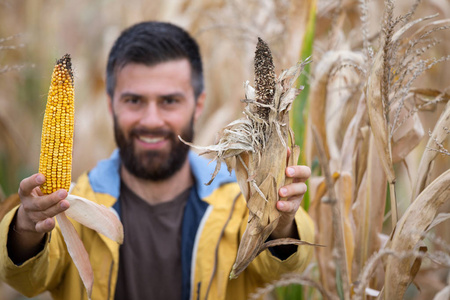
[
  {"left": 244, "top": 206, "right": 315, "bottom": 282},
  {"left": 0, "top": 206, "right": 71, "bottom": 297}
]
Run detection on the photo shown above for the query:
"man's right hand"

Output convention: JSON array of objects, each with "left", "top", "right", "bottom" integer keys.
[{"left": 8, "top": 173, "right": 70, "bottom": 263}]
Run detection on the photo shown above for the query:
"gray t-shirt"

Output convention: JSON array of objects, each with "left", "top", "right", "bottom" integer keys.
[{"left": 114, "top": 181, "right": 190, "bottom": 300}]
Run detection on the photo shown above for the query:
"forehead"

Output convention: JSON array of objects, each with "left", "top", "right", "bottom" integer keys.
[{"left": 114, "top": 59, "right": 193, "bottom": 95}]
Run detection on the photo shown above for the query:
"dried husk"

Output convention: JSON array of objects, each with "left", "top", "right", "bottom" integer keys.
[
  {"left": 413, "top": 101, "right": 450, "bottom": 200},
  {"left": 312, "top": 126, "right": 350, "bottom": 300},
  {"left": 307, "top": 50, "right": 365, "bottom": 171},
  {"left": 56, "top": 212, "right": 94, "bottom": 300},
  {"left": 55, "top": 195, "right": 124, "bottom": 300},
  {"left": 308, "top": 174, "right": 338, "bottom": 295},
  {"left": 383, "top": 169, "right": 450, "bottom": 300},
  {"left": 65, "top": 194, "right": 124, "bottom": 243},
  {"left": 351, "top": 134, "right": 387, "bottom": 287},
  {"left": 390, "top": 101, "right": 424, "bottom": 163},
  {"left": 183, "top": 38, "right": 315, "bottom": 279},
  {"left": 50, "top": 193, "right": 124, "bottom": 300},
  {"left": 335, "top": 171, "right": 355, "bottom": 281}
]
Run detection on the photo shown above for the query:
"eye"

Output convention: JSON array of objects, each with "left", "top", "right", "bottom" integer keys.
[
  {"left": 125, "top": 96, "right": 141, "bottom": 105},
  {"left": 161, "top": 96, "right": 179, "bottom": 105}
]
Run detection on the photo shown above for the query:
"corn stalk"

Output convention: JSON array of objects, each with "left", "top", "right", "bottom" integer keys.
[{"left": 290, "top": 1, "right": 450, "bottom": 299}]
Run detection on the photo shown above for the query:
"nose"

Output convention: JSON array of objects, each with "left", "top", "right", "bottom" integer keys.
[{"left": 139, "top": 101, "right": 165, "bottom": 128}]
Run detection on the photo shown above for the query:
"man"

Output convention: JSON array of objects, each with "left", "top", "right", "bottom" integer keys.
[{"left": 0, "top": 21, "right": 314, "bottom": 299}]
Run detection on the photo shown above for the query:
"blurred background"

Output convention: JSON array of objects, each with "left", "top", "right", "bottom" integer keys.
[{"left": 0, "top": 0, "right": 449, "bottom": 299}]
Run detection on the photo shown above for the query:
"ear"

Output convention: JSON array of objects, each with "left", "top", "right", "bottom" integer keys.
[
  {"left": 107, "top": 95, "right": 113, "bottom": 116},
  {"left": 194, "top": 91, "right": 206, "bottom": 123}
]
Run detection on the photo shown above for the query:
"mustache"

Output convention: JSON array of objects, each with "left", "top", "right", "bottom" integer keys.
[{"left": 130, "top": 127, "right": 173, "bottom": 138}]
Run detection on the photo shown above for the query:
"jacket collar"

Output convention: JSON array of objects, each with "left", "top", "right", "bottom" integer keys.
[{"left": 88, "top": 149, "right": 236, "bottom": 200}]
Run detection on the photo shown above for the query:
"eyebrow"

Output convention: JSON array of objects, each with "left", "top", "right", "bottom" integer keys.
[
  {"left": 119, "top": 92, "right": 143, "bottom": 100},
  {"left": 118, "top": 92, "right": 186, "bottom": 102},
  {"left": 160, "top": 92, "right": 185, "bottom": 99}
]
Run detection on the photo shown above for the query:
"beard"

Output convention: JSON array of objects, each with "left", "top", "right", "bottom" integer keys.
[{"left": 113, "top": 115, "right": 194, "bottom": 181}]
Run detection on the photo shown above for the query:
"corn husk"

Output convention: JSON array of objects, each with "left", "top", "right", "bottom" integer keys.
[
  {"left": 183, "top": 38, "right": 318, "bottom": 279},
  {"left": 55, "top": 212, "right": 94, "bottom": 299},
  {"left": 53, "top": 193, "right": 124, "bottom": 300},
  {"left": 65, "top": 194, "right": 124, "bottom": 243}
]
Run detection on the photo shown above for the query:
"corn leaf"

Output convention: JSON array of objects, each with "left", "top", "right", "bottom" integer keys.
[
  {"left": 413, "top": 101, "right": 450, "bottom": 200},
  {"left": 384, "top": 169, "right": 450, "bottom": 300}
]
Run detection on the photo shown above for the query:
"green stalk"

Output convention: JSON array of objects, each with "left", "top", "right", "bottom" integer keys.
[{"left": 291, "top": 0, "right": 316, "bottom": 212}]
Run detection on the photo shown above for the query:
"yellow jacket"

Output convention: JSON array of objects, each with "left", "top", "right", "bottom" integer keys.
[{"left": 0, "top": 150, "right": 314, "bottom": 300}]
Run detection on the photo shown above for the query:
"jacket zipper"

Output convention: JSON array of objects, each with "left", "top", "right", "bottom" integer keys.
[
  {"left": 107, "top": 260, "right": 114, "bottom": 299},
  {"left": 204, "top": 193, "right": 240, "bottom": 299}
]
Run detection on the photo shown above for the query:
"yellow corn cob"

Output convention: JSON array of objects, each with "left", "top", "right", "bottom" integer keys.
[{"left": 38, "top": 54, "right": 74, "bottom": 194}]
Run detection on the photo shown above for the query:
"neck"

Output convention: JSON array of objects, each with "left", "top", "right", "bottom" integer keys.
[{"left": 120, "top": 158, "right": 193, "bottom": 205}]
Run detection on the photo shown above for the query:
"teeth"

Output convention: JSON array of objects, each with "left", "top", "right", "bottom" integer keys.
[{"left": 138, "top": 136, "right": 164, "bottom": 144}]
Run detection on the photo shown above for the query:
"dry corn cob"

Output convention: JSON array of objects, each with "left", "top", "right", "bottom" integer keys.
[
  {"left": 39, "top": 54, "right": 74, "bottom": 194},
  {"left": 183, "top": 38, "right": 318, "bottom": 278}
]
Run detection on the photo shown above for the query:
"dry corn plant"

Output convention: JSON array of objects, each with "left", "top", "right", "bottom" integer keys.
[
  {"left": 366, "top": 3, "right": 450, "bottom": 297},
  {"left": 188, "top": 0, "right": 317, "bottom": 149},
  {"left": 183, "top": 37, "right": 320, "bottom": 279},
  {"left": 251, "top": 0, "right": 450, "bottom": 299},
  {"left": 38, "top": 54, "right": 123, "bottom": 299}
]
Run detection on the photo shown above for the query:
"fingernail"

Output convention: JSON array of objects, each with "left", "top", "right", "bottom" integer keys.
[
  {"left": 287, "top": 167, "right": 295, "bottom": 176},
  {"left": 280, "top": 187, "right": 287, "bottom": 197},
  {"left": 36, "top": 174, "right": 45, "bottom": 184},
  {"left": 45, "top": 218, "right": 52, "bottom": 226},
  {"left": 58, "top": 190, "right": 67, "bottom": 199},
  {"left": 60, "top": 201, "right": 69, "bottom": 210},
  {"left": 278, "top": 202, "right": 285, "bottom": 209}
]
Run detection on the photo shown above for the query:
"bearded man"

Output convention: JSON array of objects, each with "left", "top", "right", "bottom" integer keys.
[{"left": 0, "top": 21, "right": 314, "bottom": 300}]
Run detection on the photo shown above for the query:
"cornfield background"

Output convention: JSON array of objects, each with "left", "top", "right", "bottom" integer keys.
[{"left": 0, "top": 0, "right": 449, "bottom": 299}]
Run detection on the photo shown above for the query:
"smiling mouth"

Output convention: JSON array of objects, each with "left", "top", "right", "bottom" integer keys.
[{"left": 138, "top": 136, "right": 165, "bottom": 144}]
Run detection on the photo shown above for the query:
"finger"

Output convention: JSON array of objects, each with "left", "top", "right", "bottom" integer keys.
[
  {"left": 26, "top": 198, "right": 69, "bottom": 232},
  {"left": 35, "top": 217, "right": 56, "bottom": 233},
  {"left": 276, "top": 198, "right": 300, "bottom": 214},
  {"left": 279, "top": 182, "right": 307, "bottom": 198},
  {"left": 16, "top": 195, "right": 69, "bottom": 233},
  {"left": 41, "top": 197, "right": 70, "bottom": 219},
  {"left": 23, "top": 189, "right": 69, "bottom": 213},
  {"left": 33, "top": 186, "right": 45, "bottom": 197},
  {"left": 18, "top": 173, "right": 45, "bottom": 198},
  {"left": 286, "top": 165, "right": 311, "bottom": 182}
]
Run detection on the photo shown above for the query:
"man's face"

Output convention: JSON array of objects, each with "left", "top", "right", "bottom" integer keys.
[{"left": 110, "top": 59, "right": 204, "bottom": 181}]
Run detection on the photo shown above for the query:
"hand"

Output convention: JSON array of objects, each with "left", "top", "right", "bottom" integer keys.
[
  {"left": 16, "top": 173, "right": 70, "bottom": 234},
  {"left": 271, "top": 151, "right": 311, "bottom": 240},
  {"left": 7, "top": 173, "right": 70, "bottom": 264}
]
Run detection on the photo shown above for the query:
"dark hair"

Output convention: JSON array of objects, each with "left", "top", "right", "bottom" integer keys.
[{"left": 106, "top": 21, "right": 204, "bottom": 99}]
